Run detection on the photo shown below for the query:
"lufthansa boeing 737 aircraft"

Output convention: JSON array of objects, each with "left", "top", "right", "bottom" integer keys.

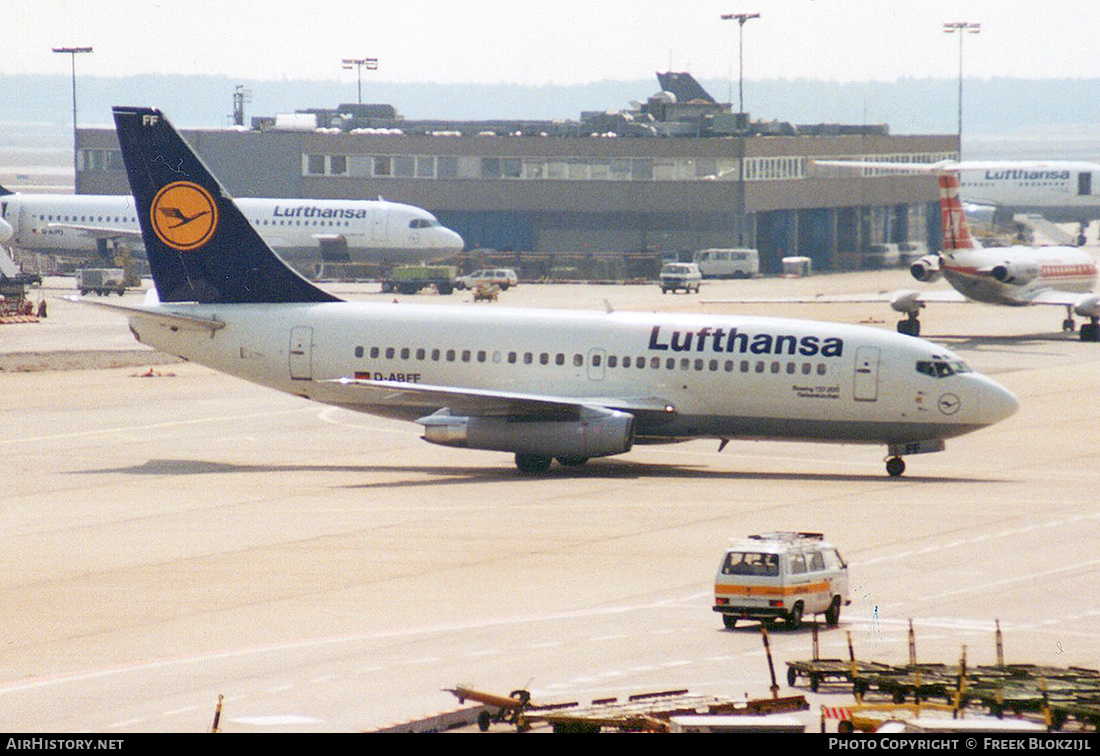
[
  {"left": 83, "top": 107, "right": 1018, "bottom": 477},
  {"left": 0, "top": 184, "right": 463, "bottom": 267}
]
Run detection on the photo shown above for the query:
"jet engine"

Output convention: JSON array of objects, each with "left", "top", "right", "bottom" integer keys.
[
  {"left": 416, "top": 406, "right": 635, "bottom": 459},
  {"left": 0, "top": 216, "right": 13, "bottom": 243},
  {"left": 990, "top": 261, "right": 1040, "bottom": 286},
  {"left": 1073, "top": 294, "right": 1100, "bottom": 319},
  {"left": 909, "top": 255, "right": 942, "bottom": 283}
]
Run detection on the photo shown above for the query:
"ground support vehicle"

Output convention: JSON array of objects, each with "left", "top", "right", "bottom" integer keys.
[
  {"left": 472, "top": 282, "right": 499, "bottom": 301},
  {"left": 659, "top": 262, "right": 702, "bottom": 293},
  {"left": 455, "top": 268, "right": 518, "bottom": 291},
  {"left": 76, "top": 267, "right": 126, "bottom": 296},
  {"left": 380, "top": 265, "right": 457, "bottom": 295},
  {"left": 692, "top": 248, "right": 759, "bottom": 278},
  {"left": 713, "top": 532, "right": 849, "bottom": 630},
  {"left": 444, "top": 686, "right": 533, "bottom": 732}
]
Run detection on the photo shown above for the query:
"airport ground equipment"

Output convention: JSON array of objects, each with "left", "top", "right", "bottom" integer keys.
[
  {"left": 785, "top": 627, "right": 892, "bottom": 692},
  {"left": 76, "top": 267, "right": 126, "bottom": 296},
  {"left": 380, "top": 264, "right": 457, "bottom": 295},
  {"left": 472, "top": 282, "right": 499, "bottom": 301},
  {"left": 714, "top": 531, "right": 849, "bottom": 630},
  {"left": 444, "top": 685, "right": 534, "bottom": 732},
  {"left": 658, "top": 262, "right": 701, "bottom": 293},
  {"left": 803, "top": 620, "right": 1100, "bottom": 731}
]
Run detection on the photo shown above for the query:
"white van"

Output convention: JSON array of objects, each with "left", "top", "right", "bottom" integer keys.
[
  {"left": 713, "top": 532, "right": 849, "bottom": 630},
  {"left": 692, "top": 248, "right": 759, "bottom": 279},
  {"left": 659, "top": 262, "right": 702, "bottom": 293}
]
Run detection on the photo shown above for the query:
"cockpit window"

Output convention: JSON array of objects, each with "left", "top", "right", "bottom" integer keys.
[
  {"left": 409, "top": 218, "right": 437, "bottom": 229},
  {"left": 916, "top": 360, "right": 972, "bottom": 378}
]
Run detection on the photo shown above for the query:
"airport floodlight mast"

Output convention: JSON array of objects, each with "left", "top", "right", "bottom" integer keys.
[
  {"left": 943, "top": 21, "right": 980, "bottom": 159},
  {"left": 720, "top": 12, "right": 760, "bottom": 116},
  {"left": 52, "top": 46, "right": 92, "bottom": 188},
  {"left": 341, "top": 57, "right": 379, "bottom": 105},
  {"left": 721, "top": 13, "right": 759, "bottom": 246}
]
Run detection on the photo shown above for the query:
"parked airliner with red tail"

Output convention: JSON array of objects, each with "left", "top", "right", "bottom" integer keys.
[
  {"left": 79, "top": 108, "right": 1018, "bottom": 477},
  {"left": 707, "top": 160, "right": 1100, "bottom": 341}
]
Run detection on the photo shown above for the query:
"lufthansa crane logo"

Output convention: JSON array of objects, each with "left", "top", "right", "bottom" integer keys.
[
  {"left": 937, "top": 393, "right": 961, "bottom": 415},
  {"left": 150, "top": 181, "right": 218, "bottom": 251}
]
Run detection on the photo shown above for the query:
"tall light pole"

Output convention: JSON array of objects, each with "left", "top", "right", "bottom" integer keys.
[
  {"left": 721, "top": 13, "right": 759, "bottom": 247},
  {"left": 52, "top": 46, "right": 93, "bottom": 190},
  {"left": 943, "top": 22, "right": 980, "bottom": 158},
  {"left": 721, "top": 13, "right": 759, "bottom": 116},
  {"left": 341, "top": 57, "right": 378, "bottom": 104}
]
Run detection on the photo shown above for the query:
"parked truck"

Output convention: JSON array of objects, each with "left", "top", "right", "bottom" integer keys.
[
  {"left": 380, "top": 265, "right": 458, "bottom": 295},
  {"left": 76, "top": 268, "right": 127, "bottom": 296}
]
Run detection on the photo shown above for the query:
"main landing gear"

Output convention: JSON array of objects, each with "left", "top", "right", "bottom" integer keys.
[
  {"left": 896, "top": 313, "right": 921, "bottom": 337},
  {"left": 513, "top": 453, "right": 590, "bottom": 473},
  {"left": 1062, "top": 307, "right": 1099, "bottom": 341},
  {"left": 1080, "top": 318, "right": 1100, "bottom": 342}
]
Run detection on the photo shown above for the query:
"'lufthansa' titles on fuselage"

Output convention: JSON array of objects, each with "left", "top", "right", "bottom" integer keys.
[
  {"left": 648, "top": 325, "right": 844, "bottom": 357},
  {"left": 983, "top": 169, "right": 1072, "bottom": 182},
  {"left": 272, "top": 205, "right": 369, "bottom": 219}
]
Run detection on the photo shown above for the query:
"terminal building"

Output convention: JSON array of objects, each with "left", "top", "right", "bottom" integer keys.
[{"left": 75, "top": 73, "right": 956, "bottom": 274}]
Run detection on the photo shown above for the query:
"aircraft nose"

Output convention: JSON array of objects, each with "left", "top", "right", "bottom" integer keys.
[
  {"left": 978, "top": 377, "right": 1019, "bottom": 425},
  {"left": 440, "top": 227, "right": 465, "bottom": 252}
]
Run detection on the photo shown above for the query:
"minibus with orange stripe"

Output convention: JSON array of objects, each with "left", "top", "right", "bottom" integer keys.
[{"left": 713, "top": 532, "right": 849, "bottom": 630}]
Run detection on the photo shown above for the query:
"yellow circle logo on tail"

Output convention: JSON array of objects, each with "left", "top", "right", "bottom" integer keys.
[{"left": 150, "top": 181, "right": 218, "bottom": 251}]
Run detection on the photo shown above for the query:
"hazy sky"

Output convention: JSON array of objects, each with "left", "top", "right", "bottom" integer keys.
[{"left": 8, "top": 0, "right": 1100, "bottom": 85}]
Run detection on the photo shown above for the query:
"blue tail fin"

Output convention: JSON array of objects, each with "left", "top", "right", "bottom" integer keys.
[{"left": 112, "top": 106, "right": 340, "bottom": 304}]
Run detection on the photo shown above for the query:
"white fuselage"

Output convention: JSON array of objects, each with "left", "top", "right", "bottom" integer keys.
[
  {"left": 960, "top": 163, "right": 1100, "bottom": 223},
  {"left": 0, "top": 192, "right": 464, "bottom": 265},
  {"left": 124, "top": 302, "right": 1018, "bottom": 447},
  {"left": 941, "top": 245, "right": 1098, "bottom": 307}
]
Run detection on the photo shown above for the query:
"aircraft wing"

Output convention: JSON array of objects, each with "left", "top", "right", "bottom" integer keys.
[
  {"left": 1023, "top": 289, "right": 1100, "bottom": 314},
  {"left": 65, "top": 297, "right": 225, "bottom": 332},
  {"left": 326, "top": 377, "right": 676, "bottom": 419},
  {"left": 701, "top": 289, "right": 967, "bottom": 307},
  {"left": 47, "top": 222, "right": 143, "bottom": 242}
]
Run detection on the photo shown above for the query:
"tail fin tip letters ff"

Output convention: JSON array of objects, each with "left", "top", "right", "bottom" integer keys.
[{"left": 111, "top": 106, "right": 340, "bottom": 305}]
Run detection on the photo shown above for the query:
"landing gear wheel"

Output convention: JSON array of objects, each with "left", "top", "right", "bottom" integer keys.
[
  {"left": 897, "top": 317, "right": 920, "bottom": 337},
  {"left": 886, "top": 457, "right": 906, "bottom": 477},
  {"left": 1063, "top": 317, "right": 1077, "bottom": 332},
  {"left": 514, "top": 453, "right": 553, "bottom": 474}
]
